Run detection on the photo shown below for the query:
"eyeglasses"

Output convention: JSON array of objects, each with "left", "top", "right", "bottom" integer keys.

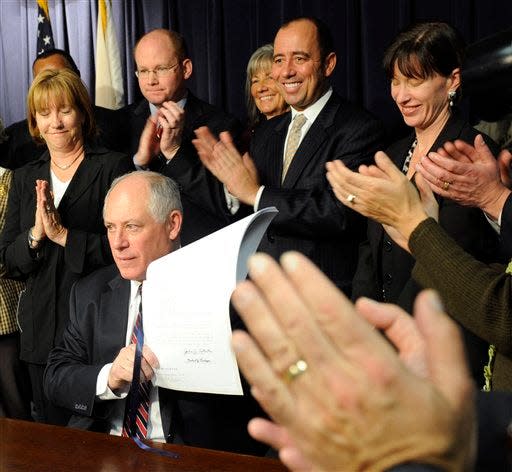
[{"left": 135, "top": 63, "right": 179, "bottom": 79}]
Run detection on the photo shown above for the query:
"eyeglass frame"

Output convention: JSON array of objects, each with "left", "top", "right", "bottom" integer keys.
[{"left": 135, "top": 62, "right": 180, "bottom": 79}]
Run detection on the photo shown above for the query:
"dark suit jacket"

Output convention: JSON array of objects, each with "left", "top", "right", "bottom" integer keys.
[
  {"left": 475, "top": 390, "right": 512, "bottom": 471},
  {"left": 500, "top": 193, "right": 512, "bottom": 258},
  {"left": 44, "top": 264, "right": 267, "bottom": 455},
  {"left": 352, "top": 115, "right": 502, "bottom": 381},
  {"left": 113, "top": 92, "right": 242, "bottom": 245},
  {"left": 0, "top": 106, "right": 121, "bottom": 170},
  {"left": 250, "top": 91, "right": 384, "bottom": 294},
  {"left": 0, "top": 145, "right": 133, "bottom": 364}
]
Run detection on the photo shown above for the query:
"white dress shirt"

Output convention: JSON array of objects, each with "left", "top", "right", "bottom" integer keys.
[
  {"left": 95, "top": 280, "right": 166, "bottom": 442},
  {"left": 254, "top": 87, "right": 333, "bottom": 211},
  {"left": 50, "top": 170, "right": 71, "bottom": 208}
]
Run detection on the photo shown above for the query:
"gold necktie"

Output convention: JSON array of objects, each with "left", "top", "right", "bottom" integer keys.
[{"left": 282, "top": 114, "right": 307, "bottom": 182}]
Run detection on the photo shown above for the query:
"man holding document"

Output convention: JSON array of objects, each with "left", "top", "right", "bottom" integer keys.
[{"left": 44, "top": 171, "right": 265, "bottom": 455}]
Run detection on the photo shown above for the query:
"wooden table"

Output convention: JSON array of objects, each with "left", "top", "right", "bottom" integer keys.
[{"left": 0, "top": 418, "right": 287, "bottom": 471}]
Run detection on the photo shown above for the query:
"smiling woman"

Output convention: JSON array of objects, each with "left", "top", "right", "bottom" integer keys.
[
  {"left": 346, "top": 22, "right": 503, "bottom": 385},
  {"left": 245, "top": 44, "right": 288, "bottom": 130},
  {"left": 0, "top": 68, "right": 134, "bottom": 426}
]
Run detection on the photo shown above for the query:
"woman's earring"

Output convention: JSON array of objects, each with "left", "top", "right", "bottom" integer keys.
[{"left": 448, "top": 90, "right": 457, "bottom": 107}]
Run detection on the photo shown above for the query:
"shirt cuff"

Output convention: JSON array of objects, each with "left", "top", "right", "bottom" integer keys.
[
  {"left": 223, "top": 185, "right": 240, "bottom": 215},
  {"left": 484, "top": 209, "right": 501, "bottom": 234},
  {"left": 132, "top": 155, "right": 148, "bottom": 170},
  {"left": 96, "top": 363, "right": 129, "bottom": 400},
  {"left": 254, "top": 185, "right": 265, "bottom": 212}
]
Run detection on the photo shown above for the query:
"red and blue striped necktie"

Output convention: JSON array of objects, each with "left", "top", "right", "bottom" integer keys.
[{"left": 122, "top": 285, "right": 151, "bottom": 439}]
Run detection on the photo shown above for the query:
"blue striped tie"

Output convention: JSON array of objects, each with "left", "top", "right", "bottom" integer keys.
[{"left": 122, "top": 285, "right": 151, "bottom": 439}]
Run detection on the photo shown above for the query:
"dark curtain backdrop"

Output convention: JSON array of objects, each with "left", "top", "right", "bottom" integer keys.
[{"left": 1, "top": 0, "right": 511, "bottom": 136}]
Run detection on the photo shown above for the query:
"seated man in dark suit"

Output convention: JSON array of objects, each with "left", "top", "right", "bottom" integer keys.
[
  {"left": 193, "top": 17, "right": 384, "bottom": 294},
  {"left": 1, "top": 49, "right": 118, "bottom": 170},
  {"left": 43, "top": 171, "right": 265, "bottom": 454},
  {"left": 115, "top": 29, "right": 242, "bottom": 245}
]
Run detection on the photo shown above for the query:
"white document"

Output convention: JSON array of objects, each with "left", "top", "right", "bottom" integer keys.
[{"left": 143, "top": 207, "right": 278, "bottom": 395}]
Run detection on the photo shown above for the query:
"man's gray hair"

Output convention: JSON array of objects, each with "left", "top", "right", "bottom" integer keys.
[{"left": 103, "top": 171, "right": 182, "bottom": 222}]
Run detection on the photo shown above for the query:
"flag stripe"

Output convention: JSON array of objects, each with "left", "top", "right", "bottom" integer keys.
[
  {"left": 37, "top": 0, "right": 49, "bottom": 18},
  {"left": 95, "top": 0, "right": 124, "bottom": 109}
]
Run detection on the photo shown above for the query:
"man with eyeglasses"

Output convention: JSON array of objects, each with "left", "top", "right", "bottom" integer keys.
[{"left": 115, "top": 29, "right": 242, "bottom": 245}]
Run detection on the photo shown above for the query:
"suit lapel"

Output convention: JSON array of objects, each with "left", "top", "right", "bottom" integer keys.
[
  {"left": 101, "top": 272, "right": 131, "bottom": 354},
  {"left": 266, "top": 115, "right": 290, "bottom": 186},
  {"left": 429, "top": 114, "right": 465, "bottom": 151},
  {"left": 57, "top": 151, "right": 101, "bottom": 213},
  {"left": 182, "top": 93, "right": 204, "bottom": 134},
  {"left": 282, "top": 96, "right": 339, "bottom": 188}
]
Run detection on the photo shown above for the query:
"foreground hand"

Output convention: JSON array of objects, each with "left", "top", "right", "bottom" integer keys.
[
  {"left": 193, "top": 127, "right": 260, "bottom": 205},
  {"left": 417, "top": 134, "right": 512, "bottom": 220},
  {"left": 326, "top": 152, "right": 435, "bottom": 245},
  {"left": 36, "top": 179, "right": 67, "bottom": 246},
  {"left": 232, "top": 252, "right": 475, "bottom": 472},
  {"left": 108, "top": 344, "right": 159, "bottom": 393}
]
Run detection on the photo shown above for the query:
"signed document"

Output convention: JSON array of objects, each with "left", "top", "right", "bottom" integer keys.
[{"left": 143, "top": 207, "right": 278, "bottom": 395}]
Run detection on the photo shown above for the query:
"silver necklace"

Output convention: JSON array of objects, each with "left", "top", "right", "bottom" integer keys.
[
  {"left": 402, "top": 138, "right": 417, "bottom": 174},
  {"left": 51, "top": 153, "right": 82, "bottom": 170}
]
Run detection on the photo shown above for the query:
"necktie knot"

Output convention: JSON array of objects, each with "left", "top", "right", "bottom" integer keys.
[
  {"left": 282, "top": 114, "right": 307, "bottom": 182},
  {"left": 292, "top": 113, "right": 307, "bottom": 129}
]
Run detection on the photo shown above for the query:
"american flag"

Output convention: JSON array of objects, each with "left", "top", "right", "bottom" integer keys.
[{"left": 36, "top": 0, "right": 54, "bottom": 56}]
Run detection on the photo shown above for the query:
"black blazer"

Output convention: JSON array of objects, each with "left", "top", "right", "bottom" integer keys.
[
  {"left": 352, "top": 114, "right": 502, "bottom": 309},
  {"left": 250, "top": 91, "right": 384, "bottom": 294},
  {"left": 500, "top": 193, "right": 512, "bottom": 259},
  {"left": 113, "top": 92, "right": 243, "bottom": 245},
  {"left": 45, "top": 265, "right": 266, "bottom": 455},
  {"left": 0, "top": 145, "right": 133, "bottom": 364}
]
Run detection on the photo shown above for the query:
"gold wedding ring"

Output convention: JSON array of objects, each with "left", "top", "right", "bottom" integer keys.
[
  {"left": 283, "top": 359, "right": 308, "bottom": 383},
  {"left": 346, "top": 194, "right": 356, "bottom": 204},
  {"left": 442, "top": 181, "right": 450, "bottom": 191}
]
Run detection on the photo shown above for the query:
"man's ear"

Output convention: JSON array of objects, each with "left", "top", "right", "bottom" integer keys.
[
  {"left": 323, "top": 52, "right": 337, "bottom": 78},
  {"left": 167, "top": 210, "right": 183, "bottom": 241},
  {"left": 182, "top": 59, "right": 193, "bottom": 81}
]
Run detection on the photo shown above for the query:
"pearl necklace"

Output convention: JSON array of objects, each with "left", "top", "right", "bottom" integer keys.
[{"left": 51, "top": 153, "right": 83, "bottom": 170}]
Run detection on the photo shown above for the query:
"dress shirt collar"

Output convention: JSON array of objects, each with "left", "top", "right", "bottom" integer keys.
[
  {"left": 149, "top": 93, "right": 188, "bottom": 116},
  {"left": 290, "top": 87, "right": 332, "bottom": 125}
]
